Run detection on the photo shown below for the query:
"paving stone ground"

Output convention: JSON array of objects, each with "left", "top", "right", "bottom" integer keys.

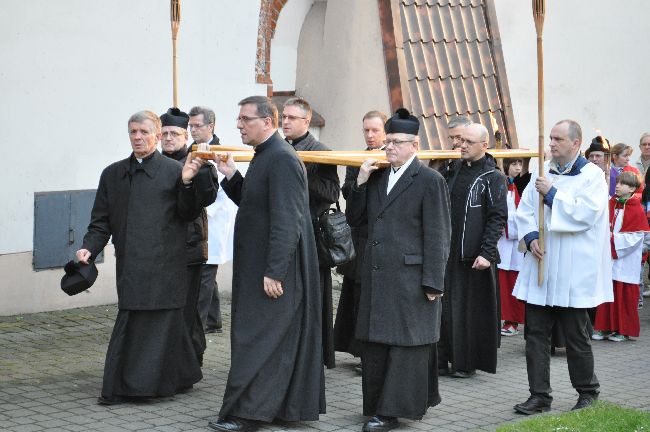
[{"left": 1, "top": 280, "right": 650, "bottom": 432}]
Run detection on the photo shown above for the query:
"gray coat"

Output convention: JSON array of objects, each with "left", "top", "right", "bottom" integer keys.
[
  {"left": 82, "top": 151, "right": 203, "bottom": 310},
  {"left": 346, "top": 158, "right": 451, "bottom": 346}
]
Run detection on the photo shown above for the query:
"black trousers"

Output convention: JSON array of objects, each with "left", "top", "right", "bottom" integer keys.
[
  {"left": 525, "top": 303, "right": 600, "bottom": 402},
  {"left": 197, "top": 263, "right": 222, "bottom": 330},
  {"left": 183, "top": 264, "right": 206, "bottom": 364},
  {"left": 361, "top": 341, "right": 440, "bottom": 420}
]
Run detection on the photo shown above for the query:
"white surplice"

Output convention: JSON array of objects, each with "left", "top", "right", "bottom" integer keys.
[
  {"left": 513, "top": 161, "right": 614, "bottom": 308},
  {"left": 205, "top": 168, "right": 238, "bottom": 265},
  {"left": 497, "top": 186, "right": 524, "bottom": 271},
  {"left": 611, "top": 207, "right": 645, "bottom": 284}
]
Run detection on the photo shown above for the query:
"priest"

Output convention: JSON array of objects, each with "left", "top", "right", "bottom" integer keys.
[
  {"left": 208, "top": 96, "right": 324, "bottom": 432},
  {"left": 77, "top": 110, "right": 208, "bottom": 404},
  {"left": 346, "top": 108, "right": 451, "bottom": 432},
  {"left": 439, "top": 123, "right": 507, "bottom": 378}
]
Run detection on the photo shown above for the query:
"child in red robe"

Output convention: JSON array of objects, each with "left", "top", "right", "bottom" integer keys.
[
  {"left": 497, "top": 158, "right": 527, "bottom": 336},
  {"left": 594, "top": 171, "right": 649, "bottom": 341}
]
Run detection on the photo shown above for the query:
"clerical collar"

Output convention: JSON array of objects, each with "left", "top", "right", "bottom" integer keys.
[
  {"left": 287, "top": 131, "right": 309, "bottom": 146},
  {"left": 254, "top": 131, "right": 279, "bottom": 153},
  {"left": 133, "top": 151, "right": 155, "bottom": 164},
  {"left": 464, "top": 155, "right": 486, "bottom": 168}
]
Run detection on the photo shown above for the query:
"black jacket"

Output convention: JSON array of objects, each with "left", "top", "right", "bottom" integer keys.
[
  {"left": 445, "top": 153, "right": 507, "bottom": 263},
  {"left": 289, "top": 132, "right": 340, "bottom": 219},
  {"left": 82, "top": 151, "right": 205, "bottom": 310},
  {"left": 163, "top": 145, "right": 219, "bottom": 265},
  {"left": 346, "top": 158, "right": 451, "bottom": 346}
]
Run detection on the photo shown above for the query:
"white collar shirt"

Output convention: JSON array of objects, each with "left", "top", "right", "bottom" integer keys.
[{"left": 387, "top": 154, "right": 416, "bottom": 194}]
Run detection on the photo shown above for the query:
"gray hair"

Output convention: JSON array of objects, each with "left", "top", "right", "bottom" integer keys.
[
  {"left": 640, "top": 132, "right": 650, "bottom": 145},
  {"left": 189, "top": 106, "right": 216, "bottom": 133},
  {"left": 239, "top": 95, "right": 279, "bottom": 128},
  {"left": 555, "top": 119, "right": 582, "bottom": 142},
  {"left": 128, "top": 110, "right": 161, "bottom": 134},
  {"left": 447, "top": 116, "right": 472, "bottom": 130},
  {"left": 283, "top": 97, "right": 312, "bottom": 120}
]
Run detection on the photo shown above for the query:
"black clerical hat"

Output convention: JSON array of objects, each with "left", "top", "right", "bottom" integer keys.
[
  {"left": 160, "top": 107, "right": 189, "bottom": 129},
  {"left": 60, "top": 260, "right": 98, "bottom": 296},
  {"left": 585, "top": 135, "right": 610, "bottom": 159},
  {"left": 384, "top": 108, "right": 420, "bottom": 135}
]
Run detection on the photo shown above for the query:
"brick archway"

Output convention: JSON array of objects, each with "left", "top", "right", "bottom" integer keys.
[{"left": 256, "top": 0, "right": 288, "bottom": 95}]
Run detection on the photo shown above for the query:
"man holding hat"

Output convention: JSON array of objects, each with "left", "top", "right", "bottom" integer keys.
[
  {"left": 77, "top": 110, "right": 210, "bottom": 404},
  {"left": 346, "top": 108, "right": 451, "bottom": 431},
  {"left": 161, "top": 107, "right": 219, "bottom": 366}
]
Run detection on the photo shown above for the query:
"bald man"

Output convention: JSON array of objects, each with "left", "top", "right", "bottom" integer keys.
[{"left": 438, "top": 123, "right": 507, "bottom": 379}]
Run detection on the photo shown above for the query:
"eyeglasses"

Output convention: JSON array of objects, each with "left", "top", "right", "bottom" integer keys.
[
  {"left": 459, "top": 138, "right": 486, "bottom": 146},
  {"left": 383, "top": 139, "right": 414, "bottom": 147},
  {"left": 236, "top": 116, "right": 265, "bottom": 123},
  {"left": 188, "top": 123, "right": 209, "bottom": 130},
  {"left": 281, "top": 114, "right": 307, "bottom": 121},
  {"left": 447, "top": 134, "right": 462, "bottom": 142},
  {"left": 162, "top": 131, "right": 184, "bottom": 138}
]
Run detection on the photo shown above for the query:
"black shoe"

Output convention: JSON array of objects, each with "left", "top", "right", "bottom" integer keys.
[
  {"left": 97, "top": 395, "right": 126, "bottom": 405},
  {"left": 513, "top": 396, "right": 551, "bottom": 415},
  {"left": 451, "top": 369, "right": 476, "bottom": 378},
  {"left": 572, "top": 394, "right": 598, "bottom": 410},
  {"left": 205, "top": 326, "right": 223, "bottom": 334},
  {"left": 354, "top": 362, "right": 363, "bottom": 375},
  {"left": 362, "top": 415, "right": 398, "bottom": 432},
  {"left": 438, "top": 367, "right": 453, "bottom": 376},
  {"left": 208, "top": 416, "right": 257, "bottom": 432}
]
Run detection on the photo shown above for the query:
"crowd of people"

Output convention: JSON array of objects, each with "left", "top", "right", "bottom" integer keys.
[{"left": 74, "top": 95, "right": 650, "bottom": 431}]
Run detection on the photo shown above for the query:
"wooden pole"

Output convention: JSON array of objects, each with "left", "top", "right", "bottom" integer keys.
[
  {"left": 533, "top": 0, "right": 546, "bottom": 286},
  {"left": 171, "top": 0, "right": 181, "bottom": 107}
]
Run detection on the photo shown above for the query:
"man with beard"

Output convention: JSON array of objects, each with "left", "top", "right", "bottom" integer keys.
[
  {"left": 439, "top": 122, "right": 507, "bottom": 379},
  {"left": 346, "top": 108, "right": 451, "bottom": 431},
  {"left": 208, "top": 96, "right": 324, "bottom": 432},
  {"left": 334, "top": 110, "right": 387, "bottom": 373},
  {"left": 76, "top": 110, "right": 209, "bottom": 404},
  {"left": 282, "top": 97, "right": 340, "bottom": 369},
  {"left": 160, "top": 107, "right": 218, "bottom": 365}
]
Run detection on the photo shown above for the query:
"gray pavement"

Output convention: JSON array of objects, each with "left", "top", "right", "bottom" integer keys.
[{"left": 1, "top": 283, "right": 650, "bottom": 432}]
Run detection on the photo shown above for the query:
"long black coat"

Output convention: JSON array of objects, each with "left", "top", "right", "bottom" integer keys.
[
  {"left": 82, "top": 151, "right": 203, "bottom": 310},
  {"left": 219, "top": 132, "right": 324, "bottom": 422},
  {"left": 346, "top": 158, "right": 451, "bottom": 346},
  {"left": 290, "top": 132, "right": 340, "bottom": 368}
]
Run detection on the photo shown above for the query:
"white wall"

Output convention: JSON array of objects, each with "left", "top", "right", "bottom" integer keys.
[
  {"left": 494, "top": 0, "right": 650, "bottom": 156},
  {"left": 296, "top": 0, "right": 391, "bottom": 151},
  {"left": 0, "top": 0, "right": 265, "bottom": 314},
  {"left": 0, "top": 0, "right": 265, "bottom": 255},
  {"left": 271, "top": 0, "right": 315, "bottom": 91}
]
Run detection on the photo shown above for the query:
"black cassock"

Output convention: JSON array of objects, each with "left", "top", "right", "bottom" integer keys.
[
  {"left": 439, "top": 156, "right": 506, "bottom": 374},
  {"left": 82, "top": 151, "right": 205, "bottom": 399},
  {"left": 289, "top": 132, "right": 340, "bottom": 369},
  {"left": 219, "top": 132, "right": 325, "bottom": 422}
]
